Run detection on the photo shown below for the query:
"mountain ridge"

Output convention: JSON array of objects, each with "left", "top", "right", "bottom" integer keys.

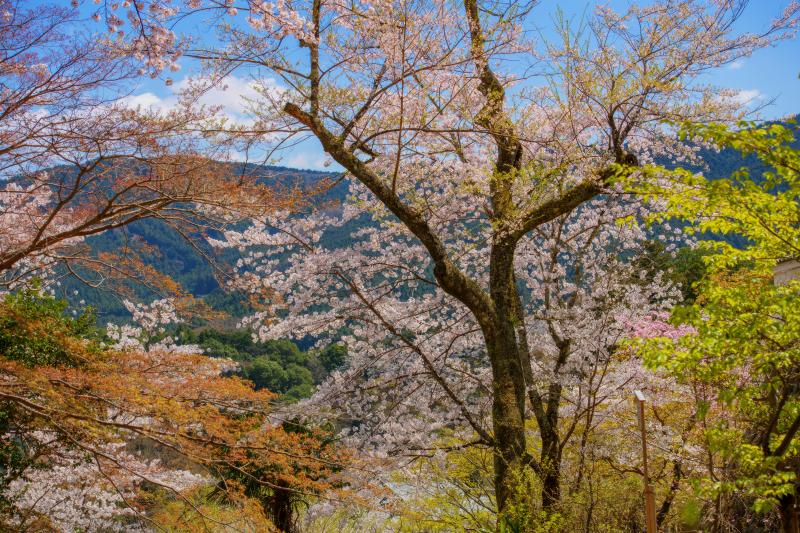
[{"left": 58, "top": 118, "right": 799, "bottom": 322}]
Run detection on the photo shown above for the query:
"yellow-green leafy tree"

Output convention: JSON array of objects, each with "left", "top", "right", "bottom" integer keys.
[{"left": 634, "top": 121, "right": 800, "bottom": 532}]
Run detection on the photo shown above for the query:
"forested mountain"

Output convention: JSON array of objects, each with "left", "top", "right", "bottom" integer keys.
[
  {"left": 58, "top": 164, "right": 345, "bottom": 322},
  {"left": 64, "top": 120, "right": 798, "bottom": 323}
]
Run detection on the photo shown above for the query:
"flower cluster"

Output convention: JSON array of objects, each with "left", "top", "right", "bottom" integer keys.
[{"left": 4, "top": 439, "right": 207, "bottom": 532}]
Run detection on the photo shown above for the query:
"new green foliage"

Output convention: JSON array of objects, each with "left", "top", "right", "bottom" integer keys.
[
  {"left": 634, "top": 120, "right": 800, "bottom": 523},
  {"left": 175, "top": 326, "right": 347, "bottom": 401},
  {"left": 0, "top": 284, "right": 100, "bottom": 368}
]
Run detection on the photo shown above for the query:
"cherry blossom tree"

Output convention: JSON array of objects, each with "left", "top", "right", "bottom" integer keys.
[
  {"left": 3, "top": 438, "right": 207, "bottom": 532},
  {"left": 106, "top": 297, "right": 213, "bottom": 353},
  {"left": 95, "top": 0, "right": 800, "bottom": 519},
  {"left": 213, "top": 188, "right": 688, "bottom": 522},
  {"left": 0, "top": 287, "right": 349, "bottom": 530},
  {"left": 0, "top": 0, "right": 279, "bottom": 291}
]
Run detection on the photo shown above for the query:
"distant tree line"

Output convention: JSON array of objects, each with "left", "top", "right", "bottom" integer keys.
[{"left": 174, "top": 326, "right": 347, "bottom": 401}]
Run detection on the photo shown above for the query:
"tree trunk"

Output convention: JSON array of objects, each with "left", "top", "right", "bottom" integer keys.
[
  {"left": 538, "top": 361, "right": 566, "bottom": 513},
  {"left": 540, "top": 433, "right": 561, "bottom": 511},
  {"left": 487, "top": 242, "right": 530, "bottom": 522},
  {"left": 780, "top": 493, "right": 799, "bottom": 533},
  {"left": 485, "top": 323, "right": 528, "bottom": 518},
  {"left": 539, "top": 384, "right": 562, "bottom": 512},
  {"left": 270, "top": 488, "right": 295, "bottom": 533},
  {"left": 656, "top": 460, "right": 682, "bottom": 528}
]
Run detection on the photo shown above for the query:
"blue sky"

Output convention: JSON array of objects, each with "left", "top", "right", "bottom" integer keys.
[
  {"left": 536, "top": 1, "right": 799, "bottom": 119},
  {"left": 62, "top": 1, "right": 800, "bottom": 169}
]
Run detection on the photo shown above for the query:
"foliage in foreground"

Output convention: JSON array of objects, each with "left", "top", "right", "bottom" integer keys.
[
  {"left": 633, "top": 121, "right": 800, "bottom": 530},
  {"left": 0, "top": 289, "right": 349, "bottom": 531}
]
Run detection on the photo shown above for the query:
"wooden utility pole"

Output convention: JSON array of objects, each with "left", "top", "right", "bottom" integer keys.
[{"left": 635, "top": 390, "right": 658, "bottom": 533}]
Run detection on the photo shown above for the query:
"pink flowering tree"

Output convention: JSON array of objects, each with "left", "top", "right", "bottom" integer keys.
[
  {"left": 214, "top": 183, "right": 688, "bottom": 518},
  {"left": 0, "top": 287, "right": 347, "bottom": 531},
  {"left": 0, "top": 0, "right": 281, "bottom": 291},
  {"left": 3, "top": 438, "right": 207, "bottom": 532},
  {"left": 106, "top": 297, "right": 213, "bottom": 354},
  {"left": 95, "top": 0, "right": 800, "bottom": 518}
]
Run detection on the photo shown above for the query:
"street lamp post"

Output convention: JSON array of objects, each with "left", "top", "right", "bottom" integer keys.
[{"left": 635, "top": 390, "right": 658, "bottom": 533}]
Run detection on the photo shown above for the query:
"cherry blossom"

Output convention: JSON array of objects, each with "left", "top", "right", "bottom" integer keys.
[
  {"left": 4, "top": 438, "right": 207, "bottom": 532},
  {"left": 91, "top": 0, "right": 800, "bottom": 516}
]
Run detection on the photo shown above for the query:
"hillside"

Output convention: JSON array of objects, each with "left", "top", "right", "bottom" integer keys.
[
  {"left": 63, "top": 120, "right": 798, "bottom": 323},
  {"left": 57, "top": 164, "right": 345, "bottom": 322}
]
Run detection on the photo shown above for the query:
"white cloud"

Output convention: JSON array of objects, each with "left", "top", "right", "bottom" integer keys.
[
  {"left": 282, "top": 151, "right": 334, "bottom": 171},
  {"left": 121, "top": 92, "right": 171, "bottom": 112},
  {"left": 122, "top": 76, "right": 339, "bottom": 172},
  {"left": 731, "top": 89, "right": 764, "bottom": 105},
  {"left": 175, "top": 76, "right": 267, "bottom": 121},
  {"left": 121, "top": 75, "right": 282, "bottom": 125},
  {"left": 728, "top": 59, "right": 745, "bottom": 70}
]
